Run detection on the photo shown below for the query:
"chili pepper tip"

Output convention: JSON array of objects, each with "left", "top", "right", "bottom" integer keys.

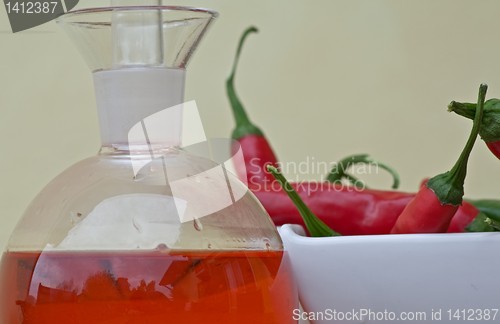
[
  {"left": 227, "top": 26, "right": 264, "bottom": 140},
  {"left": 266, "top": 165, "right": 277, "bottom": 173},
  {"left": 447, "top": 101, "right": 457, "bottom": 112}
]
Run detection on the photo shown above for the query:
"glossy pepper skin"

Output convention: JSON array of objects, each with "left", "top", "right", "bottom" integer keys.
[
  {"left": 391, "top": 84, "right": 487, "bottom": 234},
  {"left": 447, "top": 200, "right": 484, "bottom": 232},
  {"left": 391, "top": 186, "right": 459, "bottom": 233},
  {"left": 449, "top": 99, "right": 500, "bottom": 160},
  {"left": 254, "top": 184, "right": 480, "bottom": 235},
  {"left": 227, "top": 27, "right": 279, "bottom": 189},
  {"left": 232, "top": 134, "right": 278, "bottom": 190}
]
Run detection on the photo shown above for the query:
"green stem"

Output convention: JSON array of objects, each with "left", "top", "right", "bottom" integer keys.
[
  {"left": 427, "top": 84, "right": 487, "bottom": 205},
  {"left": 448, "top": 101, "right": 476, "bottom": 119},
  {"left": 326, "top": 154, "right": 400, "bottom": 189},
  {"left": 448, "top": 98, "right": 500, "bottom": 143},
  {"left": 227, "top": 26, "right": 263, "bottom": 140},
  {"left": 267, "top": 165, "right": 339, "bottom": 237},
  {"left": 342, "top": 173, "right": 366, "bottom": 188},
  {"left": 445, "top": 85, "right": 486, "bottom": 184}
]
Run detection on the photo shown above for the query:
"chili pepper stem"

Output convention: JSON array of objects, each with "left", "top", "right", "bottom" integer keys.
[
  {"left": 342, "top": 173, "right": 366, "bottom": 188},
  {"left": 448, "top": 101, "right": 476, "bottom": 119},
  {"left": 266, "top": 165, "right": 339, "bottom": 237},
  {"left": 427, "top": 84, "right": 487, "bottom": 206},
  {"left": 326, "top": 154, "right": 400, "bottom": 189},
  {"left": 227, "top": 26, "right": 264, "bottom": 140},
  {"left": 449, "top": 98, "right": 500, "bottom": 144}
]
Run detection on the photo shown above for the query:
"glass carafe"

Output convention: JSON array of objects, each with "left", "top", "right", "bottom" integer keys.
[{"left": 0, "top": 6, "right": 297, "bottom": 323}]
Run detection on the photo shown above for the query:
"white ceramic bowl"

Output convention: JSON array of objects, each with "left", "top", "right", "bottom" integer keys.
[{"left": 279, "top": 224, "right": 500, "bottom": 324}]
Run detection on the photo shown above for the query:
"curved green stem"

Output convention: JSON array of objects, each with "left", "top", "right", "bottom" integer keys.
[
  {"left": 267, "top": 165, "right": 339, "bottom": 237},
  {"left": 342, "top": 173, "right": 366, "bottom": 188},
  {"left": 326, "top": 154, "right": 400, "bottom": 189},
  {"left": 427, "top": 84, "right": 487, "bottom": 205},
  {"left": 227, "top": 26, "right": 263, "bottom": 140},
  {"left": 448, "top": 85, "right": 486, "bottom": 178}
]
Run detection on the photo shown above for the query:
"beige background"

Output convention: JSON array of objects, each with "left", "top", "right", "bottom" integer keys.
[{"left": 1, "top": 0, "right": 500, "bottom": 252}]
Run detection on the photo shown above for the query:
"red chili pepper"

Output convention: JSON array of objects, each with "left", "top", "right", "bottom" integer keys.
[
  {"left": 419, "top": 177, "right": 484, "bottom": 233},
  {"left": 227, "top": 26, "right": 278, "bottom": 189},
  {"left": 255, "top": 183, "right": 481, "bottom": 235},
  {"left": 255, "top": 184, "right": 411, "bottom": 235},
  {"left": 391, "top": 84, "right": 487, "bottom": 234},
  {"left": 448, "top": 98, "right": 500, "bottom": 160},
  {"left": 447, "top": 200, "right": 483, "bottom": 233}
]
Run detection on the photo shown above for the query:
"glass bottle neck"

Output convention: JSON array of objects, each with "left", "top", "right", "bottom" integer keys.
[{"left": 93, "top": 67, "right": 186, "bottom": 152}]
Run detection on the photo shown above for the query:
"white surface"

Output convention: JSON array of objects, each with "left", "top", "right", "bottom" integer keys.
[{"left": 280, "top": 224, "right": 500, "bottom": 324}]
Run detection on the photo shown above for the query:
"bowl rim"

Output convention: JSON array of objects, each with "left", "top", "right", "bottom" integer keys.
[{"left": 279, "top": 223, "right": 500, "bottom": 244}]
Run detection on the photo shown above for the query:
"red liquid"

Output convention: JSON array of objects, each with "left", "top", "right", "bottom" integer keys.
[{"left": 0, "top": 250, "right": 297, "bottom": 323}]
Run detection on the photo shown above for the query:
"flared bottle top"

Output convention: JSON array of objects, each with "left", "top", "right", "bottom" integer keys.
[{"left": 57, "top": 6, "right": 218, "bottom": 70}]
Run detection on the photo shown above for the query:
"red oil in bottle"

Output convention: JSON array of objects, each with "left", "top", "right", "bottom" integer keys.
[{"left": 0, "top": 250, "right": 297, "bottom": 323}]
